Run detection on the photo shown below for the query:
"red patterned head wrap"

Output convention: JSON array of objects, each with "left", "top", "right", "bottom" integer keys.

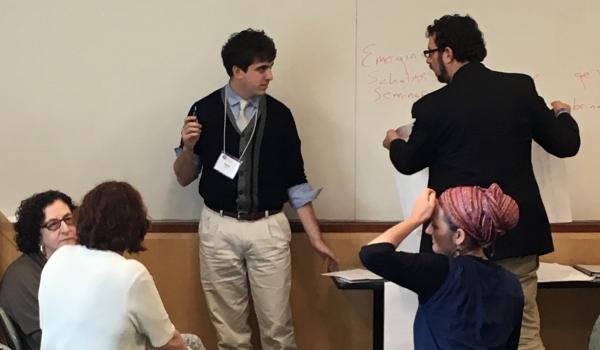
[{"left": 437, "top": 183, "right": 519, "bottom": 247}]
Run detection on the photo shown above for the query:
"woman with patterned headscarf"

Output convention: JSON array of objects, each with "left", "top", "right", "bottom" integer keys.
[{"left": 360, "top": 183, "right": 524, "bottom": 350}]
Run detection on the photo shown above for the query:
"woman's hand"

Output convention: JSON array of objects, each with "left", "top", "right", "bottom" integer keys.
[
  {"left": 408, "top": 188, "right": 436, "bottom": 225},
  {"left": 366, "top": 188, "right": 436, "bottom": 247}
]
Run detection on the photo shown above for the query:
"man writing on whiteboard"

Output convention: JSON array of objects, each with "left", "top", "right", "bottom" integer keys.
[
  {"left": 383, "top": 14, "right": 580, "bottom": 349},
  {"left": 173, "top": 29, "right": 337, "bottom": 350}
]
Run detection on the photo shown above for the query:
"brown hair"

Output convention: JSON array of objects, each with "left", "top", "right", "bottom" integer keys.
[{"left": 77, "top": 181, "right": 148, "bottom": 253}]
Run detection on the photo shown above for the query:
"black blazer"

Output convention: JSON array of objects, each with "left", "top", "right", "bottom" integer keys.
[{"left": 389, "top": 62, "right": 580, "bottom": 260}]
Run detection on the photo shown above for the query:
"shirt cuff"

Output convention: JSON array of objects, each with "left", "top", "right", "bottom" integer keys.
[
  {"left": 174, "top": 146, "right": 200, "bottom": 169},
  {"left": 174, "top": 146, "right": 183, "bottom": 157},
  {"left": 554, "top": 109, "right": 570, "bottom": 117},
  {"left": 288, "top": 183, "right": 322, "bottom": 209}
]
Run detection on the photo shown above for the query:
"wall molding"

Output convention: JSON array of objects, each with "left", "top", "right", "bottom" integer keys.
[{"left": 149, "top": 220, "right": 600, "bottom": 233}]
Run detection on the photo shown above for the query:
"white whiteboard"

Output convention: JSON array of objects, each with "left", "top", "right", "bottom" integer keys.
[
  {"left": 1, "top": 0, "right": 599, "bottom": 221},
  {"left": 355, "top": 0, "right": 600, "bottom": 221}
]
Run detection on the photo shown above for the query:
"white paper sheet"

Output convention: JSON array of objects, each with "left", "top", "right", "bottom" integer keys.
[
  {"left": 537, "top": 262, "right": 595, "bottom": 283},
  {"left": 385, "top": 156, "right": 428, "bottom": 349},
  {"left": 321, "top": 268, "right": 383, "bottom": 282},
  {"left": 531, "top": 143, "right": 573, "bottom": 223}
]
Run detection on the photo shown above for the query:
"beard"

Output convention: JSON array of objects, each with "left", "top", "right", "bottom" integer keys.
[{"left": 435, "top": 55, "right": 451, "bottom": 83}]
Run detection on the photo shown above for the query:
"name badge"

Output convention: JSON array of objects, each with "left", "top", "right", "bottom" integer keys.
[{"left": 213, "top": 152, "right": 241, "bottom": 179}]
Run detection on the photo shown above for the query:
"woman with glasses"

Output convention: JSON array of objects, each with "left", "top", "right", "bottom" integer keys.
[
  {"left": 0, "top": 190, "right": 77, "bottom": 350},
  {"left": 360, "top": 184, "right": 524, "bottom": 349},
  {"left": 38, "top": 181, "right": 193, "bottom": 350}
]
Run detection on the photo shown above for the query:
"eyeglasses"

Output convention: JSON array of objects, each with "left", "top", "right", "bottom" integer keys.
[
  {"left": 41, "top": 215, "right": 74, "bottom": 231},
  {"left": 423, "top": 47, "right": 442, "bottom": 58}
]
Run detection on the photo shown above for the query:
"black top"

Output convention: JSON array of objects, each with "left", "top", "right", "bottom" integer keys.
[
  {"left": 191, "top": 89, "right": 307, "bottom": 212},
  {"left": 390, "top": 62, "right": 580, "bottom": 260},
  {"left": 360, "top": 243, "right": 523, "bottom": 349},
  {"left": 0, "top": 253, "right": 46, "bottom": 350},
  {"left": 359, "top": 243, "right": 448, "bottom": 302}
]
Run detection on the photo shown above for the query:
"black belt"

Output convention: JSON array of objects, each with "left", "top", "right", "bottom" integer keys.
[{"left": 209, "top": 207, "right": 282, "bottom": 221}]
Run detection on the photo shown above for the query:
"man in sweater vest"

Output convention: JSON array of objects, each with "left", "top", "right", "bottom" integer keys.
[{"left": 173, "top": 29, "right": 338, "bottom": 350}]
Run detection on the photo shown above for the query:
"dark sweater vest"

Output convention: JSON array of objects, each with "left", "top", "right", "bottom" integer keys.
[{"left": 192, "top": 88, "right": 307, "bottom": 212}]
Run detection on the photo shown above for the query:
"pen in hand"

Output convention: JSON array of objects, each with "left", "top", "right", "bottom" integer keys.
[
  {"left": 192, "top": 105, "right": 197, "bottom": 119},
  {"left": 182, "top": 105, "right": 201, "bottom": 151}
]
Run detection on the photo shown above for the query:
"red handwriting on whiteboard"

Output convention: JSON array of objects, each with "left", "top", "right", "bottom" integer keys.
[
  {"left": 360, "top": 44, "right": 438, "bottom": 102},
  {"left": 366, "top": 70, "right": 432, "bottom": 86},
  {"left": 373, "top": 87, "right": 428, "bottom": 102},
  {"left": 572, "top": 97, "right": 600, "bottom": 111},
  {"left": 360, "top": 44, "right": 418, "bottom": 68},
  {"left": 574, "top": 68, "right": 600, "bottom": 90},
  {"left": 574, "top": 72, "right": 591, "bottom": 89}
]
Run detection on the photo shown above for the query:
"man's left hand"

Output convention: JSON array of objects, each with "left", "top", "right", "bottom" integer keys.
[
  {"left": 310, "top": 238, "right": 339, "bottom": 272},
  {"left": 550, "top": 100, "right": 572, "bottom": 116}
]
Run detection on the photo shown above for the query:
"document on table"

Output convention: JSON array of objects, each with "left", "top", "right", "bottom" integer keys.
[
  {"left": 322, "top": 269, "right": 383, "bottom": 283},
  {"left": 537, "top": 262, "right": 596, "bottom": 283}
]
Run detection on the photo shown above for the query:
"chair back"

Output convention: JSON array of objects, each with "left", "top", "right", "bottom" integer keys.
[
  {"left": 0, "top": 307, "right": 22, "bottom": 350},
  {"left": 590, "top": 315, "right": 600, "bottom": 350},
  {"left": 0, "top": 211, "right": 20, "bottom": 278}
]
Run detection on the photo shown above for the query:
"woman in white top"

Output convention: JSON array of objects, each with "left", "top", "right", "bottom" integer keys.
[{"left": 39, "top": 181, "right": 188, "bottom": 350}]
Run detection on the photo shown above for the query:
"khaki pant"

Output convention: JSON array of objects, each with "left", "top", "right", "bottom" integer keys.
[
  {"left": 496, "top": 255, "right": 545, "bottom": 350},
  {"left": 590, "top": 315, "right": 600, "bottom": 350},
  {"left": 199, "top": 207, "right": 296, "bottom": 350}
]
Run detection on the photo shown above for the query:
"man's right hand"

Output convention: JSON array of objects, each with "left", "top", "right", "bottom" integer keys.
[
  {"left": 181, "top": 116, "right": 202, "bottom": 151},
  {"left": 382, "top": 129, "right": 401, "bottom": 150}
]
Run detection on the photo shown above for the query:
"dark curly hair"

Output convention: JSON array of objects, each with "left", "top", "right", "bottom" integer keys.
[
  {"left": 427, "top": 14, "right": 487, "bottom": 63},
  {"left": 221, "top": 28, "right": 276, "bottom": 77},
  {"left": 77, "top": 181, "right": 148, "bottom": 254},
  {"left": 14, "top": 190, "right": 76, "bottom": 254}
]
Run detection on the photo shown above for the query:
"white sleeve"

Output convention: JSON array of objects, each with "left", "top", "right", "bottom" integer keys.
[{"left": 127, "top": 264, "right": 176, "bottom": 347}]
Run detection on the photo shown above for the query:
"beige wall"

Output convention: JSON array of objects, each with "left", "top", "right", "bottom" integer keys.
[{"left": 1, "top": 214, "right": 598, "bottom": 349}]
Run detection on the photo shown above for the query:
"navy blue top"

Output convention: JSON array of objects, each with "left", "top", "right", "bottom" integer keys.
[{"left": 360, "top": 243, "right": 524, "bottom": 349}]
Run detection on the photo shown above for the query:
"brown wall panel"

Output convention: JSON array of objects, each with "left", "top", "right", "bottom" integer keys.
[{"left": 1, "top": 217, "right": 598, "bottom": 349}]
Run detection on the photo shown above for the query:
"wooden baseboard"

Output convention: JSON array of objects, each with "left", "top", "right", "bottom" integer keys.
[{"left": 148, "top": 220, "right": 600, "bottom": 233}]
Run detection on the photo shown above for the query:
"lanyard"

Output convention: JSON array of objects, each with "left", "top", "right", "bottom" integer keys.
[{"left": 222, "top": 94, "right": 259, "bottom": 162}]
